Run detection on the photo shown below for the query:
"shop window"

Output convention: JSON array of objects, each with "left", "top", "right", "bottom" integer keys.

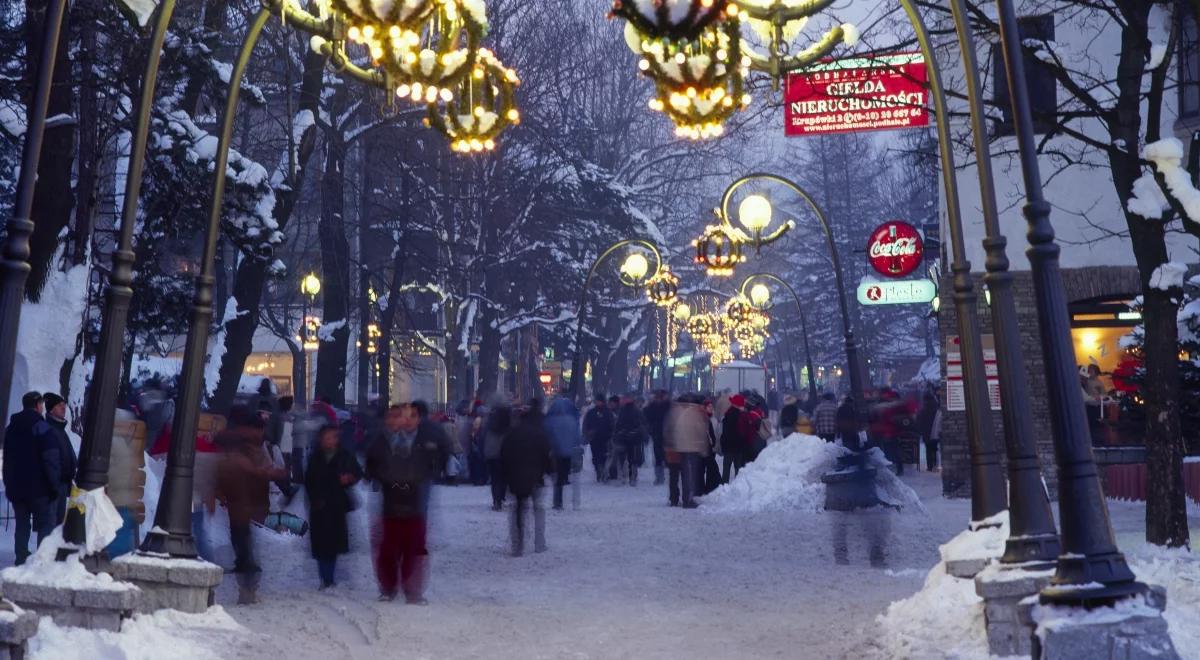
[{"left": 1070, "top": 297, "right": 1142, "bottom": 447}]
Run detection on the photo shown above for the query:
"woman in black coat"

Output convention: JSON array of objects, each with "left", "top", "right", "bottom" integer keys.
[
  {"left": 612, "top": 401, "right": 647, "bottom": 486},
  {"left": 305, "top": 425, "right": 362, "bottom": 589}
]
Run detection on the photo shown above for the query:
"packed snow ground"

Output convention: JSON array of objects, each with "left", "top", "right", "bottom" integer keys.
[{"left": 1, "top": 467, "right": 1196, "bottom": 659}]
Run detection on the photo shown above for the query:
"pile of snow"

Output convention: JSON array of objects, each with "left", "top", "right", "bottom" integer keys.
[
  {"left": 871, "top": 562, "right": 988, "bottom": 659},
  {"left": 701, "top": 434, "right": 844, "bottom": 513},
  {"left": 1, "top": 528, "right": 135, "bottom": 594},
  {"left": 29, "top": 606, "right": 244, "bottom": 660},
  {"left": 938, "top": 510, "right": 1009, "bottom": 564},
  {"left": 874, "top": 533, "right": 1200, "bottom": 660}
]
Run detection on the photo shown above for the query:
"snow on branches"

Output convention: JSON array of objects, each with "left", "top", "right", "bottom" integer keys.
[{"left": 1129, "top": 138, "right": 1200, "bottom": 223}]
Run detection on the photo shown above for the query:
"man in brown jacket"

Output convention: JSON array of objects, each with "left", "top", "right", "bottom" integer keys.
[
  {"left": 216, "top": 411, "right": 286, "bottom": 604},
  {"left": 664, "top": 394, "right": 711, "bottom": 509}
]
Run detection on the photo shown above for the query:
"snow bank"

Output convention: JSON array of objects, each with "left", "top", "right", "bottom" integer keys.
[
  {"left": 701, "top": 434, "right": 844, "bottom": 513},
  {"left": 29, "top": 606, "right": 244, "bottom": 660},
  {"left": 1125, "top": 544, "right": 1200, "bottom": 658},
  {"left": 871, "top": 562, "right": 988, "bottom": 659},
  {"left": 8, "top": 262, "right": 89, "bottom": 426},
  {"left": 0, "top": 527, "right": 135, "bottom": 594},
  {"left": 938, "top": 510, "right": 1009, "bottom": 564}
]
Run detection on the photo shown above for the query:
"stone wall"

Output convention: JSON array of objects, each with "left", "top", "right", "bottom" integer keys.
[{"left": 936, "top": 266, "right": 1142, "bottom": 498}]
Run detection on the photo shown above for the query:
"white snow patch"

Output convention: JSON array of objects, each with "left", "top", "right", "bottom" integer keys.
[
  {"left": 1127, "top": 172, "right": 1170, "bottom": 219},
  {"left": 1, "top": 527, "right": 136, "bottom": 593},
  {"left": 29, "top": 606, "right": 244, "bottom": 660},
  {"left": 1143, "top": 138, "right": 1200, "bottom": 223},
  {"left": 1150, "top": 262, "right": 1187, "bottom": 291},
  {"left": 114, "top": 0, "right": 160, "bottom": 27},
  {"left": 701, "top": 434, "right": 843, "bottom": 513},
  {"left": 872, "top": 561, "right": 989, "bottom": 659},
  {"left": 938, "top": 510, "right": 1009, "bottom": 564},
  {"left": 317, "top": 319, "right": 346, "bottom": 342}
]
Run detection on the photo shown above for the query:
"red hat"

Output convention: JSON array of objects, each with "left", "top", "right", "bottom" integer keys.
[{"left": 730, "top": 394, "right": 746, "bottom": 408}]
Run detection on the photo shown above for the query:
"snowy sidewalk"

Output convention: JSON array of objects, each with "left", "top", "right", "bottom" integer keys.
[{"left": 210, "top": 472, "right": 961, "bottom": 660}]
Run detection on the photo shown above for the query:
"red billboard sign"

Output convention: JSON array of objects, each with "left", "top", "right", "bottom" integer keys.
[
  {"left": 784, "top": 53, "right": 928, "bottom": 136},
  {"left": 867, "top": 220, "right": 923, "bottom": 278}
]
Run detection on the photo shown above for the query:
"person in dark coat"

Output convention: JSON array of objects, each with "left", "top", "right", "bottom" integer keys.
[
  {"left": 37, "top": 393, "right": 76, "bottom": 525},
  {"left": 612, "top": 399, "right": 647, "bottom": 486},
  {"left": 642, "top": 391, "right": 670, "bottom": 485},
  {"left": 364, "top": 404, "right": 449, "bottom": 603},
  {"left": 305, "top": 424, "right": 362, "bottom": 589},
  {"left": 720, "top": 395, "right": 745, "bottom": 482},
  {"left": 581, "top": 394, "right": 614, "bottom": 482},
  {"left": 915, "top": 389, "right": 940, "bottom": 471},
  {"left": 483, "top": 399, "right": 512, "bottom": 511},
  {"left": 3, "top": 392, "right": 54, "bottom": 565},
  {"left": 779, "top": 396, "right": 800, "bottom": 437},
  {"left": 836, "top": 396, "right": 861, "bottom": 451},
  {"left": 501, "top": 402, "right": 553, "bottom": 556}
]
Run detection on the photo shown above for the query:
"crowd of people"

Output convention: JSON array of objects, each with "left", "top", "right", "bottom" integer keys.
[{"left": 0, "top": 375, "right": 943, "bottom": 606}]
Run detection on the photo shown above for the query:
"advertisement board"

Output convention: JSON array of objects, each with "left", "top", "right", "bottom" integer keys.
[
  {"left": 867, "top": 220, "right": 923, "bottom": 278},
  {"left": 785, "top": 53, "right": 929, "bottom": 136}
]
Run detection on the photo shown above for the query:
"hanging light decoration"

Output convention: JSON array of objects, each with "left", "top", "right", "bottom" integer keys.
[
  {"left": 425, "top": 49, "right": 520, "bottom": 153},
  {"left": 725, "top": 294, "right": 754, "bottom": 325},
  {"left": 610, "top": 0, "right": 731, "bottom": 42},
  {"left": 686, "top": 312, "right": 717, "bottom": 339},
  {"left": 629, "top": 17, "right": 749, "bottom": 139},
  {"left": 734, "top": 0, "right": 859, "bottom": 85},
  {"left": 330, "top": 0, "right": 437, "bottom": 35},
  {"left": 377, "top": 0, "right": 487, "bottom": 105},
  {"left": 645, "top": 266, "right": 681, "bottom": 307},
  {"left": 693, "top": 223, "right": 745, "bottom": 276}
]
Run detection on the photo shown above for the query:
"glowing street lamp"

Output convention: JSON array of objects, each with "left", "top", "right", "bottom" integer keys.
[
  {"left": 301, "top": 272, "right": 322, "bottom": 297},
  {"left": 748, "top": 282, "right": 771, "bottom": 309},
  {"left": 620, "top": 252, "right": 650, "bottom": 285}
]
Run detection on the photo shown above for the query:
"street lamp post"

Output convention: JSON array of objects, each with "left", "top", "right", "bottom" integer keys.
[
  {"left": 299, "top": 272, "right": 321, "bottom": 408},
  {"left": 991, "top": 0, "right": 1146, "bottom": 605},
  {"left": 0, "top": 0, "right": 69, "bottom": 449},
  {"left": 569, "top": 240, "right": 662, "bottom": 401},
  {"left": 139, "top": 7, "right": 273, "bottom": 557},
  {"left": 718, "top": 174, "right": 864, "bottom": 408},
  {"left": 63, "top": 0, "right": 178, "bottom": 552},
  {"left": 743, "top": 275, "right": 818, "bottom": 403}
]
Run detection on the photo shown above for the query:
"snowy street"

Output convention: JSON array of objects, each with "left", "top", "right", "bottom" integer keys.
[{"left": 216, "top": 471, "right": 962, "bottom": 660}]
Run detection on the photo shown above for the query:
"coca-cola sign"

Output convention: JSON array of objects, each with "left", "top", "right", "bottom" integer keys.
[{"left": 867, "top": 221, "right": 923, "bottom": 278}]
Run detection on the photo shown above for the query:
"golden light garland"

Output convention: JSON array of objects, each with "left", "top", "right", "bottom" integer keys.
[
  {"left": 424, "top": 49, "right": 520, "bottom": 153},
  {"left": 645, "top": 265, "right": 681, "bottom": 307},
  {"left": 693, "top": 223, "right": 745, "bottom": 276},
  {"left": 610, "top": 0, "right": 731, "bottom": 42}
]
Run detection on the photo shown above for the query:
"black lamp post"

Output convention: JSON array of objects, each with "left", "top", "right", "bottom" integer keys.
[
  {"left": 568, "top": 240, "right": 662, "bottom": 401},
  {"left": 944, "top": 0, "right": 1060, "bottom": 566},
  {"left": 991, "top": 0, "right": 1146, "bottom": 604},
  {"left": 0, "top": 0, "right": 69, "bottom": 449}
]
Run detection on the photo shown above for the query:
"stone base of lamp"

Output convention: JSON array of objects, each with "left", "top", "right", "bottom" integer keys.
[
  {"left": 108, "top": 554, "right": 223, "bottom": 614},
  {"left": 1019, "top": 584, "right": 1179, "bottom": 660},
  {"left": 939, "top": 512, "right": 1009, "bottom": 579},
  {"left": 0, "top": 579, "right": 139, "bottom": 632},
  {"left": 0, "top": 599, "right": 40, "bottom": 659},
  {"left": 974, "top": 561, "right": 1054, "bottom": 656}
]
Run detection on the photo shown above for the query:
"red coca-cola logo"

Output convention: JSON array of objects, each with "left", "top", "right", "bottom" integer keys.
[{"left": 867, "top": 221, "right": 923, "bottom": 278}]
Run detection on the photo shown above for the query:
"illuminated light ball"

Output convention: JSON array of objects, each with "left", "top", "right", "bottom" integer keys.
[
  {"left": 439, "top": 88, "right": 453, "bottom": 102},
  {"left": 348, "top": 26, "right": 362, "bottom": 42},
  {"left": 484, "top": 139, "right": 496, "bottom": 150},
  {"left": 694, "top": 224, "right": 744, "bottom": 276},
  {"left": 389, "top": 25, "right": 402, "bottom": 39},
  {"left": 396, "top": 84, "right": 412, "bottom": 98},
  {"left": 645, "top": 267, "right": 680, "bottom": 307},
  {"left": 639, "top": 59, "right": 650, "bottom": 71}
]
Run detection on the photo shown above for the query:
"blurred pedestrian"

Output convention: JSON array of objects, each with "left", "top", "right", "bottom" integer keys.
[
  {"left": 364, "top": 404, "right": 447, "bottom": 603},
  {"left": 3, "top": 392, "right": 53, "bottom": 565},
  {"left": 484, "top": 398, "right": 513, "bottom": 511},
  {"left": 582, "top": 394, "right": 614, "bottom": 483},
  {"left": 305, "top": 424, "right": 362, "bottom": 589},
  {"left": 720, "top": 394, "right": 745, "bottom": 482},
  {"left": 643, "top": 390, "right": 670, "bottom": 485},
  {"left": 664, "top": 394, "right": 708, "bottom": 508},
  {"left": 813, "top": 393, "right": 838, "bottom": 442},
  {"left": 501, "top": 402, "right": 553, "bottom": 556},
  {"left": 544, "top": 396, "right": 581, "bottom": 510},
  {"left": 779, "top": 395, "right": 799, "bottom": 437},
  {"left": 612, "top": 397, "right": 647, "bottom": 486},
  {"left": 215, "top": 409, "right": 286, "bottom": 604},
  {"left": 836, "top": 396, "right": 860, "bottom": 451}
]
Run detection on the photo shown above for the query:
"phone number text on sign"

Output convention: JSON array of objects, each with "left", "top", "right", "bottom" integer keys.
[{"left": 785, "top": 53, "right": 929, "bottom": 137}]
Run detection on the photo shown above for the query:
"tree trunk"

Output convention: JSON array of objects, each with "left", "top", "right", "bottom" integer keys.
[
  {"left": 24, "top": 0, "right": 76, "bottom": 301},
  {"left": 71, "top": 0, "right": 99, "bottom": 267},
  {"left": 314, "top": 135, "right": 350, "bottom": 407},
  {"left": 477, "top": 309, "right": 501, "bottom": 396},
  {"left": 209, "top": 44, "right": 325, "bottom": 413},
  {"left": 356, "top": 142, "right": 372, "bottom": 408}
]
